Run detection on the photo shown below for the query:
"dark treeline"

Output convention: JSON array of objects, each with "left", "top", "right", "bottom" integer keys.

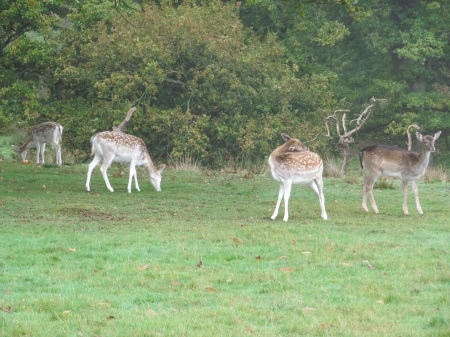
[{"left": 1, "top": 0, "right": 449, "bottom": 167}]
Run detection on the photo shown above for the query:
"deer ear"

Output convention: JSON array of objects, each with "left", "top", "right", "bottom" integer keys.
[
  {"left": 281, "top": 133, "right": 291, "bottom": 142},
  {"left": 434, "top": 131, "right": 442, "bottom": 139},
  {"left": 416, "top": 132, "right": 423, "bottom": 141}
]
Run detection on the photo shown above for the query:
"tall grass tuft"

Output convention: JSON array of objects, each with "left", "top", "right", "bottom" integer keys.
[
  {"left": 324, "top": 156, "right": 342, "bottom": 178},
  {"left": 422, "top": 165, "right": 447, "bottom": 183},
  {"left": 169, "top": 154, "right": 201, "bottom": 171}
]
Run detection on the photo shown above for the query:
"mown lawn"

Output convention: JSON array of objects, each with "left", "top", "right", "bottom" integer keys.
[{"left": 0, "top": 159, "right": 449, "bottom": 336}]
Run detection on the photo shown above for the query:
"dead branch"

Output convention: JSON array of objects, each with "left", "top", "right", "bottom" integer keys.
[{"left": 324, "top": 98, "right": 384, "bottom": 176}]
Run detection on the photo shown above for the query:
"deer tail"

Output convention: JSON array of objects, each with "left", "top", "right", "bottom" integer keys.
[
  {"left": 58, "top": 124, "right": 64, "bottom": 142},
  {"left": 359, "top": 149, "right": 364, "bottom": 169}
]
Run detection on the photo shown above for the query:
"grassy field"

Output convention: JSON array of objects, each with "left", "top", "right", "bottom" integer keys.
[{"left": 0, "top": 157, "right": 449, "bottom": 336}]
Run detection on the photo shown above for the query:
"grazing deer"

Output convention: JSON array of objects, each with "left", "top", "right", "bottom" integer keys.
[
  {"left": 269, "top": 133, "right": 327, "bottom": 221},
  {"left": 12, "top": 122, "right": 63, "bottom": 165},
  {"left": 360, "top": 131, "right": 441, "bottom": 215},
  {"left": 86, "top": 131, "right": 165, "bottom": 193}
]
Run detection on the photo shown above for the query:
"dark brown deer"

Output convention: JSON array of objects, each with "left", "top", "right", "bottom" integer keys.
[{"left": 359, "top": 131, "right": 441, "bottom": 215}]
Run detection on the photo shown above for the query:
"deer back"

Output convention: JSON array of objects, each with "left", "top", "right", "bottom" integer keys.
[{"left": 93, "top": 132, "right": 149, "bottom": 164}]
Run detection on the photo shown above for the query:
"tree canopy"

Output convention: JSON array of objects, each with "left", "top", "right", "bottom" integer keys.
[{"left": 1, "top": 0, "right": 449, "bottom": 166}]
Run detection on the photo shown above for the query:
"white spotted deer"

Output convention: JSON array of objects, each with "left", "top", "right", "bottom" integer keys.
[
  {"left": 86, "top": 131, "right": 165, "bottom": 193},
  {"left": 269, "top": 133, "right": 327, "bottom": 221},
  {"left": 12, "top": 122, "right": 63, "bottom": 165},
  {"left": 360, "top": 131, "right": 441, "bottom": 215}
]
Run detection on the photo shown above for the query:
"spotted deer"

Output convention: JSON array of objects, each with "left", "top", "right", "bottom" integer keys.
[
  {"left": 86, "top": 131, "right": 165, "bottom": 193},
  {"left": 12, "top": 122, "right": 63, "bottom": 165},
  {"left": 269, "top": 133, "right": 327, "bottom": 221},
  {"left": 360, "top": 131, "right": 441, "bottom": 215}
]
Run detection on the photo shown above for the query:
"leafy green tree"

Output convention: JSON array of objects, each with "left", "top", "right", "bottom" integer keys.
[{"left": 53, "top": 1, "right": 337, "bottom": 166}]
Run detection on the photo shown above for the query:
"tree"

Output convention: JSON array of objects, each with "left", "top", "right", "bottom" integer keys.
[
  {"left": 52, "top": 1, "right": 336, "bottom": 166},
  {"left": 325, "top": 98, "right": 385, "bottom": 176}
]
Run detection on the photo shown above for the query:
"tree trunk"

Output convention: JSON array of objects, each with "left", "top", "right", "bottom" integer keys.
[{"left": 341, "top": 142, "right": 350, "bottom": 176}]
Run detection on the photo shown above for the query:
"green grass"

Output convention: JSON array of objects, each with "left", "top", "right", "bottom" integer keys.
[{"left": 0, "top": 160, "right": 449, "bottom": 336}]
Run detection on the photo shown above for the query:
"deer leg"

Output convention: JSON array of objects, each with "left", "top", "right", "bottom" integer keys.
[
  {"left": 401, "top": 179, "right": 409, "bottom": 215},
  {"left": 41, "top": 143, "right": 46, "bottom": 164},
  {"left": 271, "top": 183, "right": 285, "bottom": 220},
  {"left": 35, "top": 143, "right": 42, "bottom": 164},
  {"left": 310, "top": 177, "right": 327, "bottom": 220},
  {"left": 363, "top": 175, "right": 379, "bottom": 214},
  {"left": 128, "top": 161, "right": 140, "bottom": 193},
  {"left": 99, "top": 157, "right": 115, "bottom": 192},
  {"left": 134, "top": 170, "right": 140, "bottom": 192},
  {"left": 411, "top": 179, "right": 423, "bottom": 215},
  {"left": 48, "top": 140, "right": 62, "bottom": 166},
  {"left": 282, "top": 181, "right": 292, "bottom": 222},
  {"left": 86, "top": 155, "right": 102, "bottom": 191}
]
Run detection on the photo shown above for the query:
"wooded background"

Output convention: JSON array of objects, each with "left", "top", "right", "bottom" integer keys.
[{"left": 1, "top": 0, "right": 449, "bottom": 167}]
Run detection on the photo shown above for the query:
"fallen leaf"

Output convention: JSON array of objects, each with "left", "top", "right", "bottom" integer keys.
[
  {"left": 292, "top": 239, "right": 296, "bottom": 245},
  {"left": 1, "top": 307, "right": 12, "bottom": 312},
  {"left": 255, "top": 256, "right": 261, "bottom": 260},
  {"left": 93, "top": 270, "right": 98, "bottom": 273},
  {"left": 367, "top": 264, "right": 376, "bottom": 269},
  {"left": 302, "top": 307, "right": 317, "bottom": 311},
  {"left": 302, "top": 251, "right": 311, "bottom": 255},
  {"left": 138, "top": 264, "right": 149, "bottom": 270},
  {"left": 321, "top": 323, "right": 327, "bottom": 329},
  {"left": 62, "top": 310, "right": 72, "bottom": 314},
  {"left": 245, "top": 326, "right": 254, "bottom": 333},
  {"left": 205, "top": 287, "right": 218, "bottom": 293},
  {"left": 340, "top": 262, "right": 353, "bottom": 267},
  {"left": 107, "top": 315, "right": 115, "bottom": 320},
  {"left": 278, "top": 267, "right": 293, "bottom": 272},
  {"left": 376, "top": 300, "right": 384, "bottom": 304},
  {"left": 279, "top": 256, "right": 287, "bottom": 260},
  {"left": 5, "top": 290, "right": 11, "bottom": 294},
  {"left": 414, "top": 270, "right": 421, "bottom": 275},
  {"left": 172, "top": 281, "right": 180, "bottom": 286},
  {"left": 68, "top": 248, "right": 76, "bottom": 252},
  {"left": 97, "top": 302, "right": 111, "bottom": 306},
  {"left": 42, "top": 185, "right": 46, "bottom": 189},
  {"left": 195, "top": 259, "right": 203, "bottom": 268},
  {"left": 78, "top": 331, "right": 84, "bottom": 336},
  {"left": 147, "top": 308, "right": 157, "bottom": 315},
  {"left": 325, "top": 245, "right": 333, "bottom": 251},
  {"left": 232, "top": 237, "right": 242, "bottom": 243}
]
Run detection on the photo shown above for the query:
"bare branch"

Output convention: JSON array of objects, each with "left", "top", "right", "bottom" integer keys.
[{"left": 323, "top": 99, "right": 383, "bottom": 176}]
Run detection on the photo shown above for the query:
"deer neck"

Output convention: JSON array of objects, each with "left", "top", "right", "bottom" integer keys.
[
  {"left": 19, "top": 137, "right": 36, "bottom": 152},
  {"left": 143, "top": 152, "right": 158, "bottom": 177},
  {"left": 272, "top": 142, "right": 294, "bottom": 160},
  {"left": 418, "top": 144, "right": 432, "bottom": 167}
]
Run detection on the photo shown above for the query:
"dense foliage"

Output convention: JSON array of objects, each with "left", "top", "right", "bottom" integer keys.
[{"left": 1, "top": 0, "right": 449, "bottom": 166}]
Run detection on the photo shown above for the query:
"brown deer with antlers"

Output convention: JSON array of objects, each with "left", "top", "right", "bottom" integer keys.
[
  {"left": 360, "top": 131, "right": 441, "bottom": 215},
  {"left": 269, "top": 133, "right": 327, "bottom": 221}
]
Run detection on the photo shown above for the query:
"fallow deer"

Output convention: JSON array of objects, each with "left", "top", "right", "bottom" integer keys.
[
  {"left": 12, "top": 122, "right": 63, "bottom": 166},
  {"left": 269, "top": 133, "right": 327, "bottom": 221},
  {"left": 86, "top": 131, "right": 165, "bottom": 193},
  {"left": 360, "top": 131, "right": 441, "bottom": 215}
]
